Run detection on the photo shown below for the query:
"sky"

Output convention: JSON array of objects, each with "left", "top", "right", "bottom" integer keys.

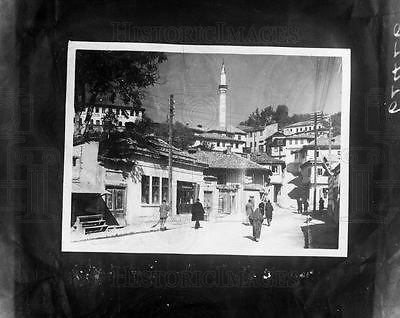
[{"left": 143, "top": 52, "right": 342, "bottom": 128}]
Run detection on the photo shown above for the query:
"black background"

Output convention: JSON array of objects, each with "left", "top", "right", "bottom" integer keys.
[{"left": 5, "top": 0, "right": 400, "bottom": 317}]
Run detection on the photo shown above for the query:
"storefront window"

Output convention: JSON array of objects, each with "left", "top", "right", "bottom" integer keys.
[
  {"left": 162, "top": 178, "right": 169, "bottom": 201},
  {"left": 152, "top": 177, "right": 160, "bottom": 204},
  {"left": 141, "top": 175, "right": 150, "bottom": 204}
]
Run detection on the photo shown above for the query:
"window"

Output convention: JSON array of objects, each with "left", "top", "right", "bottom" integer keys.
[
  {"left": 254, "top": 141, "right": 257, "bottom": 148},
  {"left": 317, "top": 168, "right": 323, "bottom": 176},
  {"left": 316, "top": 151, "right": 320, "bottom": 157},
  {"left": 95, "top": 107, "right": 99, "bottom": 113},
  {"left": 217, "top": 142, "right": 221, "bottom": 147},
  {"left": 272, "top": 165, "right": 278, "bottom": 174},
  {"left": 90, "top": 119, "right": 94, "bottom": 124},
  {"left": 250, "top": 132, "right": 253, "bottom": 137},
  {"left": 95, "top": 120, "right": 100, "bottom": 125},
  {"left": 259, "top": 145, "right": 263, "bottom": 152},
  {"left": 250, "top": 142, "right": 252, "bottom": 148},
  {"left": 296, "top": 128, "right": 299, "bottom": 132},
  {"left": 72, "top": 157, "right": 78, "bottom": 167},
  {"left": 141, "top": 175, "right": 150, "bottom": 204},
  {"left": 130, "top": 109, "right": 135, "bottom": 116},
  {"left": 152, "top": 177, "right": 160, "bottom": 204},
  {"left": 235, "top": 143, "right": 238, "bottom": 148},
  {"left": 238, "top": 135, "right": 241, "bottom": 140},
  {"left": 337, "top": 150, "right": 341, "bottom": 155},
  {"left": 162, "top": 178, "right": 169, "bottom": 201},
  {"left": 105, "top": 187, "right": 126, "bottom": 212}
]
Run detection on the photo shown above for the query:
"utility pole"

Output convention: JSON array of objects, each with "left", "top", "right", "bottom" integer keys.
[
  {"left": 328, "top": 114, "right": 332, "bottom": 167},
  {"left": 312, "top": 111, "right": 322, "bottom": 213},
  {"left": 169, "top": 94, "right": 175, "bottom": 214}
]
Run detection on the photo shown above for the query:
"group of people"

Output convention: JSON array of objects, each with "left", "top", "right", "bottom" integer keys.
[
  {"left": 296, "top": 197, "right": 325, "bottom": 214},
  {"left": 245, "top": 198, "right": 274, "bottom": 242},
  {"left": 157, "top": 198, "right": 205, "bottom": 231}
]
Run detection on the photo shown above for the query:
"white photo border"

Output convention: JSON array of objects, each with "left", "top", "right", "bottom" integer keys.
[{"left": 62, "top": 41, "right": 350, "bottom": 257}]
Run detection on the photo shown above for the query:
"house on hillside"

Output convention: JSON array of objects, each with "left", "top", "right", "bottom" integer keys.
[
  {"left": 238, "top": 123, "right": 279, "bottom": 153},
  {"left": 282, "top": 120, "right": 327, "bottom": 136},
  {"left": 75, "top": 93, "right": 144, "bottom": 134},
  {"left": 293, "top": 135, "right": 341, "bottom": 171},
  {"left": 189, "top": 148, "right": 272, "bottom": 219},
  {"left": 249, "top": 152, "right": 286, "bottom": 203},
  {"left": 265, "top": 131, "right": 287, "bottom": 160},
  {"left": 191, "top": 126, "right": 246, "bottom": 153}
]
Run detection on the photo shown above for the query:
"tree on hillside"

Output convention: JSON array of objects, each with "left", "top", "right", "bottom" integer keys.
[
  {"left": 273, "top": 105, "right": 290, "bottom": 128},
  {"left": 239, "top": 106, "right": 275, "bottom": 127},
  {"left": 74, "top": 50, "right": 167, "bottom": 135},
  {"left": 153, "top": 121, "right": 195, "bottom": 150}
]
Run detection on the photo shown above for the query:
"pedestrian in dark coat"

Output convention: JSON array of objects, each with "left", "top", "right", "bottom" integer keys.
[
  {"left": 303, "top": 199, "right": 309, "bottom": 214},
  {"left": 319, "top": 197, "right": 324, "bottom": 211},
  {"left": 191, "top": 199, "right": 205, "bottom": 229},
  {"left": 249, "top": 203, "right": 264, "bottom": 241},
  {"left": 297, "top": 197, "right": 303, "bottom": 214},
  {"left": 265, "top": 200, "right": 273, "bottom": 226}
]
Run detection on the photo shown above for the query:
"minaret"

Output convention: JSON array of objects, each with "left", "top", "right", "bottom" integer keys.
[{"left": 218, "top": 60, "right": 228, "bottom": 130}]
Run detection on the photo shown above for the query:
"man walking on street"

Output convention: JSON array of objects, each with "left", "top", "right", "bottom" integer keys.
[
  {"left": 303, "top": 198, "right": 309, "bottom": 215},
  {"left": 265, "top": 200, "right": 273, "bottom": 226},
  {"left": 159, "top": 200, "right": 170, "bottom": 231},
  {"left": 319, "top": 197, "right": 324, "bottom": 212},
  {"left": 297, "top": 197, "right": 303, "bottom": 214},
  {"left": 191, "top": 198, "right": 205, "bottom": 229}
]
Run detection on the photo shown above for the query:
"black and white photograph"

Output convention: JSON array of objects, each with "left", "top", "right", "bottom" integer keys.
[{"left": 62, "top": 42, "right": 350, "bottom": 256}]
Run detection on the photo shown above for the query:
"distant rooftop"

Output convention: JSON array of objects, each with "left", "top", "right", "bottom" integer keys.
[
  {"left": 249, "top": 153, "right": 285, "bottom": 165},
  {"left": 190, "top": 150, "right": 269, "bottom": 171}
]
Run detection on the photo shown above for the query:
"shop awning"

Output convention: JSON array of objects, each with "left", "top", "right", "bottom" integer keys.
[{"left": 72, "top": 182, "right": 110, "bottom": 195}]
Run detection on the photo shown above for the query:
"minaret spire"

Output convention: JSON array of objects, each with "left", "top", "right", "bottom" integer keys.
[{"left": 218, "top": 60, "right": 228, "bottom": 130}]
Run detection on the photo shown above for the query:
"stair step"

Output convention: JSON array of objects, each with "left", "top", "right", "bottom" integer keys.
[
  {"left": 77, "top": 214, "right": 103, "bottom": 222},
  {"left": 81, "top": 220, "right": 106, "bottom": 227},
  {"left": 84, "top": 224, "right": 108, "bottom": 234}
]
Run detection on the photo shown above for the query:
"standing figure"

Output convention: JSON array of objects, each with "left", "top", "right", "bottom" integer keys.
[
  {"left": 159, "top": 200, "right": 170, "bottom": 231},
  {"left": 303, "top": 199, "right": 309, "bottom": 214},
  {"left": 265, "top": 200, "right": 273, "bottom": 226},
  {"left": 191, "top": 198, "right": 205, "bottom": 229},
  {"left": 259, "top": 201, "right": 265, "bottom": 224},
  {"left": 249, "top": 203, "right": 264, "bottom": 241},
  {"left": 245, "top": 199, "right": 254, "bottom": 225},
  {"left": 319, "top": 197, "right": 324, "bottom": 212},
  {"left": 297, "top": 197, "right": 303, "bottom": 214}
]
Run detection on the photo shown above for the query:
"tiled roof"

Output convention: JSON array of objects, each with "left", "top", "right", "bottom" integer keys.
[
  {"left": 249, "top": 153, "right": 285, "bottom": 165},
  {"left": 99, "top": 137, "right": 208, "bottom": 168},
  {"left": 284, "top": 120, "right": 313, "bottom": 128},
  {"left": 206, "top": 123, "right": 246, "bottom": 134},
  {"left": 285, "top": 133, "right": 315, "bottom": 139},
  {"left": 190, "top": 150, "right": 270, "bottom": 170},
  {"left": 237, "top": 125, "right": 264, "bottom": 132},
  {"left": 196, "top": 132, "right": 245, "bottom": 142}
]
